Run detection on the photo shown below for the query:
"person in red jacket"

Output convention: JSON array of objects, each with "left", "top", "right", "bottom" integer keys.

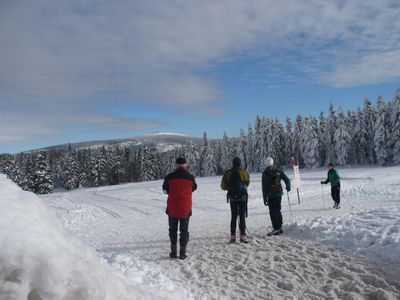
[{"left": 162, "top": 157, "right": 197, "bottom": 259}]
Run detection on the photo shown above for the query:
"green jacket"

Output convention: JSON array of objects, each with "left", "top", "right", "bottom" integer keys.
[
  {"left": 262, "top": 166, "right": 291, "bottom": 198},
  {"left": 323, "top": 169, "right": 340, "bottom": 187}
]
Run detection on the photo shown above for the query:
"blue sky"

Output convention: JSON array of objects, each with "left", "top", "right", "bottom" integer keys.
[{"left": 1, "top": 0, "right": 400, "bottom": 153}]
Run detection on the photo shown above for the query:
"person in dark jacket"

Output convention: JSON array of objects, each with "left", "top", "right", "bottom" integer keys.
[
  {"left": 163, "top": 157, "right": 197, "bottom": 259},
  {"left": 220, "top": 157, "right": 250, "bottom": 243},
  {"left": 262, "top": 157, "right": 290, "bottom": 236},
  {"left": 321, "top": 162, "right": 341, "bottom": 209}
]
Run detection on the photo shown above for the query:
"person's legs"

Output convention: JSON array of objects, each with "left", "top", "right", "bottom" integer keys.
[
  {"left": 168, "top": 217, "right": 179, "bottom": 258},
  {"left": 332, "top": 185, "right": 341, "bottom": 206},
  {"left": 230, "top": 201, "right": 239, "bottom": 236},
  {"left": 179, "top": 218, "right": 190, "bottom": 248},
  {"left": 269, "top": 197, "right": 283, "bottom": 231},
  {"left": 178, "top": 218, "right": 190, "bottom": 259},
  {"left": 238, "top": 201, "right": 247, "bottom": 240},
  {"left": 275, "top": 196, "right": 282, "bottom": 229}
]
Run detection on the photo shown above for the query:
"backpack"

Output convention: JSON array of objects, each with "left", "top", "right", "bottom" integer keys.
[
  {"left": 228, "top": 170, "right": 245, "bottom": 199},
  {"left": 266, "top": 169, "right": 283, "bottom": 194}
]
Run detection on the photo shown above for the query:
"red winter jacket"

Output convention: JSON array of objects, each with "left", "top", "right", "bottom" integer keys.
[{"left": 162, "top": 167, "right": 197, "bottom": 219}]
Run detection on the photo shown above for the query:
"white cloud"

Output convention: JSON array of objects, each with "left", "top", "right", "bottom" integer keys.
[
  {"left": 322, "top": 50, "right": 400, "bottom": 87},
  {"left": 1, "top": 0, "right": 399, "bottom": 148}
]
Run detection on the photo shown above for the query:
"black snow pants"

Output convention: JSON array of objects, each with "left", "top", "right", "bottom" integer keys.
[
  {"left": 331, "top": 184, "right": 341, "bottom": 205},
  {"left": 169, "top": 217, "right": 190, "bottom": 247},
  {"left": 268, "top": 196, "right": 283, "bottom": 230},
  {"left": 230, "top": 201, "right": 247, "bottom": 236}
]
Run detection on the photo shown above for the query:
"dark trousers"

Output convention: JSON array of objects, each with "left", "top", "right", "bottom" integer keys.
[
  {"left": 230, "top": 201, "right": 246, "bottom": 235},
  {"left": 169, "top": 217, "right": 189, "bottom": 247},
  {"left": 268, "top": 196, "right": 283, "bottom": 230},
  {"left": 331, "top": 184, "right": 341, "bottom": 205}
]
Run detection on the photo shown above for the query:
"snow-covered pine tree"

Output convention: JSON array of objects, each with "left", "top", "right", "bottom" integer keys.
[
  {"left": 137, "top": 145, "right": 159, "bottom": 182},
  {"left": 61, "top": 150, "right": 80, "bottom": 190},
  {"left": 373, "top": 97, "right": 389, "bottom": 166},
  {"left": 273, "top": 118, "right": 286, "bottom": 166},
  {"left": 219, "top": 132, "right": 234, "bottom": 172},
  {"left": 90, "top": 149, "right": 108, "bottom": 187},
  {"left": 237, "top": 128, "right": 247, "bottom": 169},
  {"left": 346, "top": 110, "right": 358, "bottom": 165},
  {"left": 334, "top": 108, "right": 351, "bottom": 166},
  {"left": 76, "top": 149, "right": 91, "bottom": 188},
  {"left": 108, "top": 147, "right": 127, "bottom": 185},
  {"left": 293, "top": 115, "right": 304, "bottom": 167},
  {"left": 318, "top": 112, "right": 327, "bottom": 167},
  {"left": 285, "top": 117, "right": 294, "bottom": 166},
  {"left": 325, "top": 103, "right": 337, "bottom": 165},
  {"left": 301, "top": 116, "right": 319, "bottom": 169},
  {"left": 253, "top": 116, "right": 265, "bottom": 172},
  {"left": 246, "top": 124, "right": 255, "bottom": 172},
  {"left": 363, "top": 98, "right": 376, "bottom": 164},
  {"left": 353, "top": 108, "right": 367, "bottom": 164},
  {"left": 200, "top": 132, "right": 217, "bottom": 177},
  {"left": 34, "top": 153, "right": 54, "bottom": 194},
  {"left": 23, "top": 155, "right": 36, "bottom": 192},
  {"left": 183, "top": 142, "right": 200, "bottom": 176},
  {"left": 0, "top": 154, "right": 14, "bottom": 179},
  {"left": 8, "top": 156, "right": 22, "bottom": 186},
  {"left": 391, "top": 89, "right": 400, "bottom": 164}
]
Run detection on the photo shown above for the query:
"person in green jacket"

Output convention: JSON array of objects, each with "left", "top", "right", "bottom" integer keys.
[
  {"left": 262, "top": 157, "right": 290, "bottom": 236},
  {"left": 321, "top": 163, "right": 341, "bottom": 209}
]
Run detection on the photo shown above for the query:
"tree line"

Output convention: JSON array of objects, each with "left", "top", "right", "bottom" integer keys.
[{"left": 1, "top": 89, "right": 399, "bottom": 194}]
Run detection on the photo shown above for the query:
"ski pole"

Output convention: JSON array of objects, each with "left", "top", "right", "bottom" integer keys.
[
  {"left": 287, "top": 192, "right": 293, "bottom": 221},
  {"left": 321, "top": 184, "right": 326, "bottom": 209}
]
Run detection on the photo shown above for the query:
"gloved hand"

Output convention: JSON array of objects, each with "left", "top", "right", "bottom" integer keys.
[
  {"left": 263, "top": 197, "right": 269, "bottom": 206},
  {"left": 286, "top": 187, "right": 290, "bottom": 192},
  {"left": 320, "top": 181, "right": 324, "bottom": 184}
]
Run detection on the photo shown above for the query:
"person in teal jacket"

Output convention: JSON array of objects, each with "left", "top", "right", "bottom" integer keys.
[{"left": 321, "top": 163, "right": 341, "bottom": 208}]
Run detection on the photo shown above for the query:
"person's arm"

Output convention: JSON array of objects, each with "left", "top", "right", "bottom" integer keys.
[
  {"left": 192, "top": 176, "right": 198, "bottom": 192},
  {"left": 321, "top": 172, "right": 329, "bottom": 184},
  {"left": 220, "top": 172, "right": 228, "bottom": 190},
  {"left": 162, "top": 176, "right": 169, "bottom": 194},
  {"left": 243, "top": 171, "right": 250, "bottom": 187}
]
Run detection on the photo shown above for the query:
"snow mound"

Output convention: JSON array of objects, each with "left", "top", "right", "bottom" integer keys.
[
  {"left": 0, "top": 174, "right": 187, "bottom": 300},
  {"left": 286, "top": 206, "right": 400, "bottom": 265}
]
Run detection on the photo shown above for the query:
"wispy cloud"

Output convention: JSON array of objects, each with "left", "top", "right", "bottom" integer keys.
[{"left": 1, "top": 0, "right": 399, "bottom": 148}]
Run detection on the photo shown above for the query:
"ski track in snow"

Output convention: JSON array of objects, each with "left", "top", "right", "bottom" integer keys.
[{"left": 41, "top": 166, "right": 400, "bottom": 299}]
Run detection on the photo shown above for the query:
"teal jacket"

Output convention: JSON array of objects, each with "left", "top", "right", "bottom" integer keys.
[{"left": 323, "top": 169, "right": 340, "bottom": 187}]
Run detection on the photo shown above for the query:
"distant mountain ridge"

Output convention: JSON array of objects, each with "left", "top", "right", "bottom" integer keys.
[{"left": 31, "top": 133, "right": 204, "bottom": 153}]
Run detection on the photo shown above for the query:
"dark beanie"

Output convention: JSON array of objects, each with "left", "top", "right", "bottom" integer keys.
[
  {"left": 176, "top": 157, "right": 187, "bottom": 164},
  {"left": 232, "top": 157, "right": 241, "bottom": 168}
]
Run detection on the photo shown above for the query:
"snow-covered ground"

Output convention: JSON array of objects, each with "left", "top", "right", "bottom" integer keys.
[{"left": 2, "top": 166, "right": 400, "bottom": 299}]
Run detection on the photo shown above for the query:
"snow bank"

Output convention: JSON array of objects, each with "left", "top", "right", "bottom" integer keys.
[
  {"left": 287, "top": 206, "right": 400, "bottom": 265},
  {"left": 0, "top": 174, "right": 186, "bottom": 300}
]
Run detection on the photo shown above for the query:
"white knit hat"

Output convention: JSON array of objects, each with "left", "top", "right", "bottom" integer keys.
[{"left": 265, "top": 157, "right": 274, "bottom": 167}]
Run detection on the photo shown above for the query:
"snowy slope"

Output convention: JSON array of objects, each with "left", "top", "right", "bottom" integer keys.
[
  {"left": 0, "top": 174, "right": 192, "bottom": 300},
  {"left": 2, "top": 166, "right": 400, "bottom": 299}
]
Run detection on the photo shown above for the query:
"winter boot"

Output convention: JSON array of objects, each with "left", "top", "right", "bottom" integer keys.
[
  {"left": 169, "top": 244, "right": 177, "bottom": 259},
  {"left": 179, "top": 246, "right": 187, "bottom": 260},
  {"left": 240, "top": 234, "right": 249, "bottom": 244},
  {"left": 268, "top": 229, "right": 282, "bottom": 236},
  {"left": 229, "top": 235, "right": 236, "bottom": 244}
]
